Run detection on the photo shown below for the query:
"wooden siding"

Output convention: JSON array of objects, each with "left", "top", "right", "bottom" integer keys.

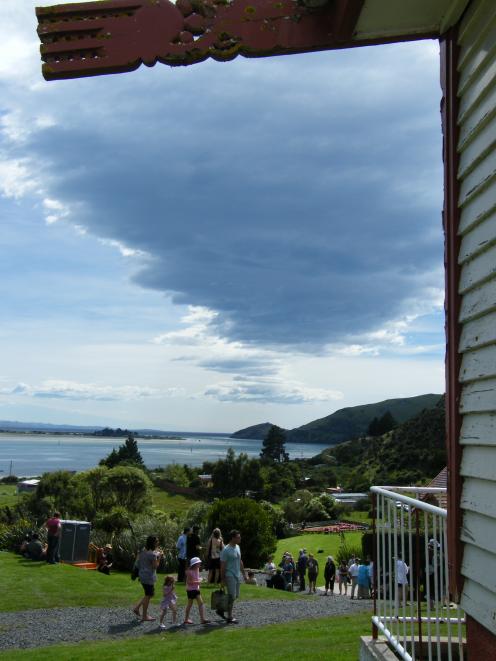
[{"left": 457, "top": 0, "right": 496, "bottom": 636}]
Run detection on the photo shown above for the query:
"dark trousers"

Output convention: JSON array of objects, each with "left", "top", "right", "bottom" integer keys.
[
  {"left": 46, "top": 535, "right": 60, "bottom": 564},
  {"left": 177, "top": 557, "right": 186, "bottom": 582},
  {"left": 298, "top": 570, "right": 306, "bottom": 591}
]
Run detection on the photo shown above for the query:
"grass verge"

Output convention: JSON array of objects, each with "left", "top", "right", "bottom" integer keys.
[
  {"left": 275, "top": 532, "right": 363, "bottom": 561},
  {"left": 0, "top": 553, "right": 299, "bottom": 612}
]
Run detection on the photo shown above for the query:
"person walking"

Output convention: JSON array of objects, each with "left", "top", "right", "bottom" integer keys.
[
  {"left": 338, "top": 561, "right": 349, "bottom": 595},
  {"left": 297, "top": 549, "right": 308, "bottom": 592},
  {"left": 349, "top": 558, "right": 360, "bottom": 599},
  {"left": 220, "top": 529, "right": 247, "bottom": 623},
  {"left": 159, "top": 576, "right": 178, "bottom": 628},
  {"left": 183, "top": 557, "right": 210, "bottom": 625},
  {"left": 307, "top": 553, "right": 319, "bottom": 593},
  {"left": 176, "top": 527, "right": 189, "bottom": 582},
  {"left": 133, "top": 535, "right": 163, "bottom": 622},
  {"left": 324, "top": 555, "right": 336, "bottom": 595},
  {"left": 45, "top": 511, "right": 61, "bottom": 564}
]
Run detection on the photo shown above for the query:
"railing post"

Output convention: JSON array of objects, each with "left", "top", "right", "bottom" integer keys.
[
  {"left": 415, "top": 508, "right": 423, "bottom": 661},
  {"left": 372, "top": 491, "right": 378, "bottom": 640}
]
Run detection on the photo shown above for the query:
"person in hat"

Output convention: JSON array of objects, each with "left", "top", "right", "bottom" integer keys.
[
  {"left": 97, "top": 544, "right": 113, "bottom": 575},
  {"left": 183, "top": 557, "right": 210, "bottom": 625}
]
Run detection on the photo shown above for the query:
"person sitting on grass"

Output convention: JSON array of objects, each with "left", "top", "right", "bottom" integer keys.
[
  {"left": 245, "top": 570, "right": 257, "bottom": 585},
  {"left": 25, "top": 533, "right": 47, "bottom": 561},
  {"left": 271, "top": 568, "right": 287, "bottom": 590},
  {"left": 97, "top": 544, "right": 113, "bottom": 575},
  {"left": 183, "top": 557, "right": 210, "bottom": 625}
]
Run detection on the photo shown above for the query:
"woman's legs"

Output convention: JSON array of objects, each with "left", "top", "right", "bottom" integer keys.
[{"left": 141, "top": 595, "right": 153, "bottom": 621}]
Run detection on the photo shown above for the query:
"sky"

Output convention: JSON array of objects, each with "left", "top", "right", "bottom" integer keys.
[{"left": 0, "top": 1, "right": 446, "bottom": 433}]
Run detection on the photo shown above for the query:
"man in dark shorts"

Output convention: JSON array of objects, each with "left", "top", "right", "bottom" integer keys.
[{"left": 45, "top": 511, "right": 61, "bottom": 564}]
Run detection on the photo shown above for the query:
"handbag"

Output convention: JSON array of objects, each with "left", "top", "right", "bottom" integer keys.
[
  {"left": 211, "top": 588, "right": 229, "bottom": 612},
  {"left": 131, "top": 560, "right": 139, "bottom": 581}
]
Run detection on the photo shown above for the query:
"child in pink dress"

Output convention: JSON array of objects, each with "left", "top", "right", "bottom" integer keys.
[
  {"left": 184, "top": 557, "right": 210, "bottom": 625},
  {"left": 159, "top": 576, "right": 178, "bottom": 628}
]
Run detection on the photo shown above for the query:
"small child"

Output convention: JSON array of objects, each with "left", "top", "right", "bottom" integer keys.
[
  {"left": 159, "top": 575, "right": 178, "bottom": 629},
  {"left": 184, "top": 557, "right": 210, "bottom": 625},
  {"left": 245, "top": 570, "right": 257, "bottom": 585}
]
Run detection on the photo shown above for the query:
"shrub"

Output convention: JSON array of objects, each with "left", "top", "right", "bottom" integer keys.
[
  {"left": 335, "top": 532, "right": 363, "bottom": 566},
  {"left": 0, "top": 475, "right": 19, "bottom": 484},
  {"left": 107, "top": 515, "right": 181, "bottom": 571},
  {"left": 207, "top": 497, "right": 277, "bottom": 568},
  {"left": 0, "top": 519, "right": 43, "bottom": 552}
]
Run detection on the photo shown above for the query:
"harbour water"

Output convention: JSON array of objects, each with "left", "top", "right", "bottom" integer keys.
[{"left": 0, "top": 432, "right": 326, "bottom": 477}]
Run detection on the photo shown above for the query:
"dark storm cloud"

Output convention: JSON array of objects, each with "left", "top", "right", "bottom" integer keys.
[{"left": 27, "top": 43, "right": 443, "bottom": 349}]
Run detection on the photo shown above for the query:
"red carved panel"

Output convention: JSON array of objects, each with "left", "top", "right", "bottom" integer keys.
[{"left": 36, "top": 0, "right": 364, "bottom": 80}]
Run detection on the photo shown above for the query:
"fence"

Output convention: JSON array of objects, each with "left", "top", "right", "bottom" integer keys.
[{"left": 370, "top": 486, "right": 465, "bottom": 661}]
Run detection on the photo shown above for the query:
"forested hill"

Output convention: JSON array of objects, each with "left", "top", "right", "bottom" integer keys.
[
  {"left": 313, "top": 396, "right": 446, "bottom": 490},
  {"left": 231, "top": 393, "right": 442, "bottom": 444},
  {"left": 230, "top": 422, "right": 278, "bottom": 440}
]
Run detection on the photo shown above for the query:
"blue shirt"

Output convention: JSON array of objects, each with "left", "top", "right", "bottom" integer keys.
[
  {"left": 220, "top": 543, "right": 241, "bottom": 579},
  {"left": 176, "top": 534, "right": 187, "bottom": 560}
]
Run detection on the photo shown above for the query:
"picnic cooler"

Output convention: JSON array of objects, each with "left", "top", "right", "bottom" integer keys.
[{"left": 59, "top": 520, "right": 91, "bottom": 562}]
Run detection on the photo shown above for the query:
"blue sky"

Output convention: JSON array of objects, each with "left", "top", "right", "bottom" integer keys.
[{"left": 0, "top": 1, "right": 445, "bottom": 432}]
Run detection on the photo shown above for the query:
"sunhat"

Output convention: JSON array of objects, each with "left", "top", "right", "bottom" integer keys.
[{"left": 190, "top": 557, "right": 202, "bottom": 567}]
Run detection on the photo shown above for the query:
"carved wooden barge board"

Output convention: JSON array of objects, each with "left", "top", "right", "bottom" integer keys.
[{"left": 36, "top": 0, "right": 364, "bottom": 80}]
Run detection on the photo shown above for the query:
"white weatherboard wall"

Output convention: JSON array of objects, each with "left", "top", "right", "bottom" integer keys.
[{"left": 457, "top": 0, "right": 496, "bottom": 635}]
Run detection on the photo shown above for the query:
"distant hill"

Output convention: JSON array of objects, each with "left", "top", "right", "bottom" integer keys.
[
  {"left": 231, "top": 422, "right": 279, "bottom": 440},
  {"left": 313, "top": 396, "right": 446, "bottom": 489},
  {"left": 285, "top": 393, "right": 442, "bottom": 445},
  {"left": 231, "top": 394, "right": 442, "bottom": 445}
]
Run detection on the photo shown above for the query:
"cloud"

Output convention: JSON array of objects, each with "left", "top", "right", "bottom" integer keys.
[
  {"left": 204, "top": 375, "right": 343, "bottom": 405},
  {"left": 2, "top": 24, "right": 444, "bottom": 353},
  {"left": 0, "top": 380, "right": 182, "bottom": 401}
]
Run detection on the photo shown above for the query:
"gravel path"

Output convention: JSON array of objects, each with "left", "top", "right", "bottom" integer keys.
[{"left": 0, "top": 592, "right": 372, "bottom": 650}]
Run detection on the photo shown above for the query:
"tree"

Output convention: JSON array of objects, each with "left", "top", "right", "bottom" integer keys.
[
  {"left": 102, "top": 466, "right": 152, "bottom": 513},
  {"left": 367, "top": 411, "right": 397, "bottom": 437},
  {"left": 207, "top": 497, "right": 276, "bottom": 568},
  {"left": 99, "top": 435, "right": 144, "bottom": 469},
  {"left": 211, "top": 450, "right": 265, "bottom": 498},
  {"left": 260, "top": 425, "right": 289, "bottom": 463}
]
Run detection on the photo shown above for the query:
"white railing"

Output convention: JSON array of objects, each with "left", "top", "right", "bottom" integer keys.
[{"left": 370, "top": 486, "right": 466, "bottom": 661}]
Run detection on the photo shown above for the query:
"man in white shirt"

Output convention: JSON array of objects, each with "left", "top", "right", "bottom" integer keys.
[
  {"left": 349, "top": 558, "right": 360, "bottom": 599},
  {"left": 396, "top": 557, "right": 409, "bottom": 607}
]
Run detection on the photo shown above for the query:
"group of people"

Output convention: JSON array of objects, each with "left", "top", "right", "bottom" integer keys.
[
  {"left": 175, "top": 526, "right": 225, "bottom": 585},
  {"left": 263, "top": 551, "right": 374, "bottom": 598},
  {"left": 263, "top": 549, "right": 321, "bottom": 593},
  {"left": 133, "top": 528, "right": 247, "bottom": 627},
  {"left": 19, "top": 511, "right": 62, "bottom": 564}
]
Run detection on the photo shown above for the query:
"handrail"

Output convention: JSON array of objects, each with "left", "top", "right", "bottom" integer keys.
[
  {"left": 370, "top": 486, "right": 447, "bottom": 518},
  {"left": 371, "top": 485, "right": 465, "bottom": 661}
]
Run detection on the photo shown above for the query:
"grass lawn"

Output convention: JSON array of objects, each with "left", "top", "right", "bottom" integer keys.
[
  {"left": 0, "top": 485, "right": 19, "bottom": 507},
  {"left": 0, "top": 553, "right": 299, "bottom": 612},
  {"left": 275, "top": 532, "right": 363, "bottom": 562},
  {"left": 151, "top": 487, "right": 199, "bottom": 516},
  {"left": 0, "top": 612, "right": 372, "bottom": 661}
]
